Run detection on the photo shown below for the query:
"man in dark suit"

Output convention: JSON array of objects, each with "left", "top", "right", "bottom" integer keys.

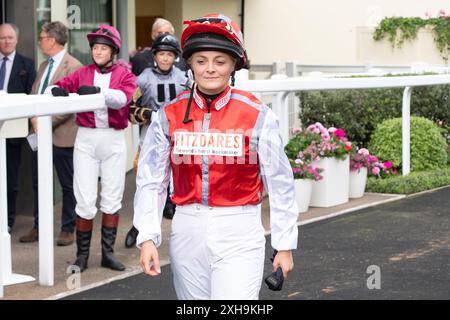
[{"left": 0, "top": 23, "right": 36, "bottom": 232}]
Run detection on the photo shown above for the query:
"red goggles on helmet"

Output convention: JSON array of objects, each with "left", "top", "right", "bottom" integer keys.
[{"left": 181, "top": 14, "right": 248, "bottom": 70}]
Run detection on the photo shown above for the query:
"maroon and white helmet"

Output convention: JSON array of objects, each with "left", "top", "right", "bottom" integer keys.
[
  {"left": 181, "top": 13, "right": 249, "bottom": 70},
  {"left": 87, "top": 25, "right": 122, "bottom": 54}
]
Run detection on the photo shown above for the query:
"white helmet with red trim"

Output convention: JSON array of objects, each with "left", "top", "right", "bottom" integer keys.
[{"left": 181, "top": 13, "right": 249, "bottom": 70}]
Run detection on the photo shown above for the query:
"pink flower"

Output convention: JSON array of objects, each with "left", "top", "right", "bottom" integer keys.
[
  {"left": 372, "top": 167, "right": 380, "bottom": 176},
  {"left": 321, "top": 131, "right": 330, "bottom": 141},
  {"left": 383, "top": 161, "right": 393, "bottom": 169},
  {"left": 294, "top": 159, "right": 303, "bottom": 164},
  {"left": 333, "top": 129, "right": 346, "bottom": 138},
  {"left": 439, "top": 9, "right": 447, "bottom": 17},
  {"left": 306, "top": 124, "right": 317, "bottom": 133},
  {"left": 358, "top": 148, "right": 370, "bottom": 156},
  {"left": 315, "top": 122, "right": 326, "bottom": 132},
  {"left": 328, "top": 127, "right": 337, "bottom": 133},
  {"left": 292, "top": 127, "right": 302, "bottom": 134}
]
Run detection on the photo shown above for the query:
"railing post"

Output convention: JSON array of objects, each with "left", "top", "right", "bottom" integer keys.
[
  {"left": 402, "top": 87, "right": 413, "bottom": 176},
  {"left": 0, "top": 136, "right": 5, "bottom": 298},
  {"left": 38, "top": 116, "right": 54, "bottom": 286},
  {"left": 0, "top": 134, "right": 35, "bottom": 294},
  {"left": 274, "top": 91, "right": 291, "bottom": 145},
  {"left": 286, "top": 62, "right": 301, "bottom": 134},
  {"left": 271, "top": 61, "right": 284, "bottom": 76}
]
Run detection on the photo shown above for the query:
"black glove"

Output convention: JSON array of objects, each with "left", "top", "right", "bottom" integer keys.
[
  {"left": 77, "top": 86, "right": 101, "bottom": 95},
  {"left": 264, "top": 250, "right": 284, "bottom": 291},
  {"left": 135, "top": 96, "right": 143, "bottom": 108},
  {"left": 51, "top": 87, "right": 69, "bottom": 97},
  {"left": 142, "top": 109, "right": 152, "bottom": 120}
]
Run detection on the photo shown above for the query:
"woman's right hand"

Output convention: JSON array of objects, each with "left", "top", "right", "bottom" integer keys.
[
  {"left": 30, "top": 117, "right": 38, "bottom": 133},
  {"left": 140, "top": 240, "right": 161, "bottom": 276}
]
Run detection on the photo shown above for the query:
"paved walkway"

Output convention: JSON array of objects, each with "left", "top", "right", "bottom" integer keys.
[
  {"left": 3, "top": 171, "right": 409, "bottom": 300},
  {"left": 63, "top": 186, "right": 450, "bottom": 300}
]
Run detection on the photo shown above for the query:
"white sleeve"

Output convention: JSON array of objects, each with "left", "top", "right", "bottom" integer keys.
[
  {"left": 258, "top": 108, "right": 299, "bottom": 251},
  {"left": 133, "top": 109, "right": 171, "bottom": 248},
  {"left": 101, "top": 88, "right": 127, "bottom": 110}
]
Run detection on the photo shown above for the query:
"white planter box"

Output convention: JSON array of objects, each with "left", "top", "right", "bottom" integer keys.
[
  {"left": 294, "top": 179, "right": 313, "bottom": 213},
  {"left": 349, "top": 167, "right": 368, "bottom": 198},
  {"left": 310, "top": 156, "right": 349, "bottom": 207}
]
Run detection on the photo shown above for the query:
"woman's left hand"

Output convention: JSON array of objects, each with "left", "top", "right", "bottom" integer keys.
[{"left": 272, "top": 250, "right": 294, "bottom": 279}]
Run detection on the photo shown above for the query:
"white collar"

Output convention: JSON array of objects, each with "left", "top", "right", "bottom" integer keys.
[
  {"left": 48, "top": 49, "right": 66, "bottom": 64},
  {"left": 0, "top": 50, "right": 16, "bottom": 62}
]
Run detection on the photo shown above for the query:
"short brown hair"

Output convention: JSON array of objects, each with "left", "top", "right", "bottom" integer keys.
[{"left": 42, "top": 21, "right": 68, "bottom": 46}]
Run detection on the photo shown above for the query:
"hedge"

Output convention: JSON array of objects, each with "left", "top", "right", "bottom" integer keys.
[
  {"left": 366, "top": 167, "right": 450, "bottom": 194},
  {"left": 298, "top": 81, "right": 450, "bottom": 146}
]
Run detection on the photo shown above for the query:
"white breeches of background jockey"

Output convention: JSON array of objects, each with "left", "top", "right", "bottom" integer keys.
[
  {"left": 73, "top": 127, "right": 127, "bottom": 219},
  {"left": 169, "top": 204, "right": 266, "bottom": 300}
]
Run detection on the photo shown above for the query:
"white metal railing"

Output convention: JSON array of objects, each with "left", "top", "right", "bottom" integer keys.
[
  {"left": 0, "top": 93, "right": 105, "bottom": 298},
  {"left": 236, "top": 74, "right": 450, "bottom": 176},
  {"left": 250, "top": 62, "right": 450, "bottom": 79}
]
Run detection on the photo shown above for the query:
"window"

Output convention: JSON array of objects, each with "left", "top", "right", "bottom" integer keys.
[
  {"left": 68, "top": 0, "right": 113, "bottom": 65},
  {"left": 36, "top": 0, "right": 51, "bottom": 27}
]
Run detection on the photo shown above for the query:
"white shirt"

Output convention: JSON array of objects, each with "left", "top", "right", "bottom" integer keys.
[
  {"left": 37, "top": 49, "right": 66, "bottom": 95},
  {"left": 93, "top": 70, "right": 112, "bottom": 128},
  {"left": 0, "top": 50, "right": 16, "bottom": 92}
]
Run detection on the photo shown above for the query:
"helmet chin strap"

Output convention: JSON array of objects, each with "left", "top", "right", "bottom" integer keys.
[
  {"left": 94, "top": 59, "right": 114, "bottom": 74},
  {"left": 93, "top": 51, "right": 115, "bottom": 74},
  {"left": 153, "top": 60, "right": 172, "bottom": 75},
  {"left": 231, "top": 71, "right": 236, "bottom": 87}
]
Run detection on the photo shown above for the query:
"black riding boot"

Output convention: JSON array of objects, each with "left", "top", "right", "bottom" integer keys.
[
  {"left": 73, "top": 216, "right": 93, "bottom": 272},
  {"left": 101, "top": 213, "right": 126, "bottom": 271},
  {"left": 124, "top": 225, "right": 139, "bottom": 248}
]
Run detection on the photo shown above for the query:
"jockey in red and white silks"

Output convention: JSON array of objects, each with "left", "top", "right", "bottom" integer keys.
[{"left": 134, "top": 13, "right": 299, "bottom": 300}]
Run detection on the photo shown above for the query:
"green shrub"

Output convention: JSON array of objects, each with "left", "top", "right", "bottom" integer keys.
[
  {"left": 285, "top": 131, "right": 317, "bottom": 160},
  {"left": 366, "top": 167, "right": 450, "bottom": 194},
  {"left": 298, "top": 81, "right": 450, "bottom": 146},
  {"left": 369, "top": 116, "right": 448, "bottom": 171}
]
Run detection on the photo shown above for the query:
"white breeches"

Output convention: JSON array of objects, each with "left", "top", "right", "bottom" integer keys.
[
  {"left": 169, "top": 204, "right": 266, "bottom": 300},
  {"left": 74, "top": 127, "right": 127, "bottom": 219}
]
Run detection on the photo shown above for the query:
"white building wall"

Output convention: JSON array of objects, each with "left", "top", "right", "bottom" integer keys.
[{"left": 244, "top": 0, "right": 450, "bottom": 65}]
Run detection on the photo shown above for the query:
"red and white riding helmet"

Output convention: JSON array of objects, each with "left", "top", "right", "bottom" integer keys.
[
  {"left": 181, "top": 13, "right": 249, "bottom": 70},
  {"left": 87, "top": 25, "right": 122, "bottom": 54}
]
